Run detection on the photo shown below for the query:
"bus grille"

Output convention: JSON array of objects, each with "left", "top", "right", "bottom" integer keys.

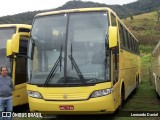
[{"left": 42, "top": 93, "right": 89, "bottom": 101}]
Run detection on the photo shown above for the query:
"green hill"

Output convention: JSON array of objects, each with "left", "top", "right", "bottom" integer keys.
[{"left": 123, "top": 11, "right": 160, "bottom": 46}]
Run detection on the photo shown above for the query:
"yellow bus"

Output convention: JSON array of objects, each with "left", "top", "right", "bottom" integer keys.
[
  {"left": 150, "top": 41, "right": 160, "bottom": 97},
  {"left": 27, "top": 7, "right": 141, "bottom": 114},
  {"left": 0, "top": 24, "right": 31, "bottom": 106}
]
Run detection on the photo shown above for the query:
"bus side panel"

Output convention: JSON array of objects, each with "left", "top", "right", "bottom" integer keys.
[
  {"left": 13, "top": 83, "right": 28, "bottom": 106},
  {"left": 151, "top": 51, "right": 160, "bottom": 97},
  {"left": 119, "top": 49, "right": 139, "bottom": 99}
]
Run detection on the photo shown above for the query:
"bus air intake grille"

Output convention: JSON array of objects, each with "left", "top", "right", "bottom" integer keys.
[{"left": 42, "top": 93, "right": 89, "bottom": 101}]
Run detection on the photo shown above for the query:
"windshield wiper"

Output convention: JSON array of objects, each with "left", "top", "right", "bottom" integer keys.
[
  {"left": 44, "top": 45, "right": 63, "bottom": 86},
  {"left": 68, "top": 44, "right": 86, "bottom": 85}
]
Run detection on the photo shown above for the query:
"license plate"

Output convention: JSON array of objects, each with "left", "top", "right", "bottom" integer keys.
[{"left": 59, "top": 105, "right": 74, "bottom": 110}]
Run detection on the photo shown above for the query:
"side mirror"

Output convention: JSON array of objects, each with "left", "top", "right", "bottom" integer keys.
[
  {"left": 12, "top": 33, "right": 20, "bottom": 53},
  {"left": 109, "top": 26, "right": 118, "bottom": 48},
  {"left": 12, "top": 32, "right": 30, "bottom": 53},
  {"left": 6, "top": 39, "right": 12, "bottom": 56}
]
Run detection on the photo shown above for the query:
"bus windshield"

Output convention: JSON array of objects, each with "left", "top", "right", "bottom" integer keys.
[
  {"left": 28, "top": 12, "right": 110, "bottom": 86},
  {"left": 0, "top": 27, "right": 16, "bottom": 75}
]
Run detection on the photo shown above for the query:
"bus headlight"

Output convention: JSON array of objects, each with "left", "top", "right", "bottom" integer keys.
[
  {"left": 27, "top": 90, "right": 43, "bottom": 99},
  {"left": 90, "top": 88, "right": 113, "bottom": 98}
]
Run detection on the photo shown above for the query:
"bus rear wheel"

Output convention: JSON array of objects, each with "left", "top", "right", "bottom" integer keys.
[{"left": 134, "top": 77, "right": 139, "bottom": 93}]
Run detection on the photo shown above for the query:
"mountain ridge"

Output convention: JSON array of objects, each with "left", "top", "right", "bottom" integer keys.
[{"left": 0, "top": 0, "right": 159, "bottom": 24}]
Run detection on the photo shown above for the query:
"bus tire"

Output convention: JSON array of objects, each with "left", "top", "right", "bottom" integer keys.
[
  {"left": 134, "top": 76, "right": 139, "bottom": 93},
  {"left": 119, "top": 84, "right": 125, "bottom": 110}
]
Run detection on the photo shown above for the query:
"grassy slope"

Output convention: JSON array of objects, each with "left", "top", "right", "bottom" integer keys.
[{"left": 123, "top": 11, "right": 160, "bottom": 45}]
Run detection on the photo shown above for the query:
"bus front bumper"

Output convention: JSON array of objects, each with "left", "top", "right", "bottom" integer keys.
[{"left": 28, "top": 95, "right": 116, "bottom": 114}]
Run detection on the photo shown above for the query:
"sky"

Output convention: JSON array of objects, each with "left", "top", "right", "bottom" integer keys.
[{"left": 0, "top": 0, "right": 137, "bottom": 17}]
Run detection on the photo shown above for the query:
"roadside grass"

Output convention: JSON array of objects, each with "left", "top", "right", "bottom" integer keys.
[
  {"left": 112, "top": 77, "right": 160, "bottom": 120},
  {"left": 140, "top": 45, "right": 154, "bottom": 54},
  {"left": 122, "top": 78, "right": 160, "bottom": 111}
]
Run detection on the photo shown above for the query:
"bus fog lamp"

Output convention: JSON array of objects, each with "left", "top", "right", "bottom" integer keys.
[{"left": 91, "top": 88, "right": 113, "bottom": 98}]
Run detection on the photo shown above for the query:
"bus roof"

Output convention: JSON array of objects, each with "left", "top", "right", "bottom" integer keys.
[
  {"left": 0, "top": 24, "right": 31, "bottom": 29},
  {"left": 36, "top": 7, "right": 116, "bottom": 17}
]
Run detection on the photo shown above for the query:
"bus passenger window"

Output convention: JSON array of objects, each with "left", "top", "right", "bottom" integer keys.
[{"left": 119, "top": 23, "right": 125, "bottom": 48}]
